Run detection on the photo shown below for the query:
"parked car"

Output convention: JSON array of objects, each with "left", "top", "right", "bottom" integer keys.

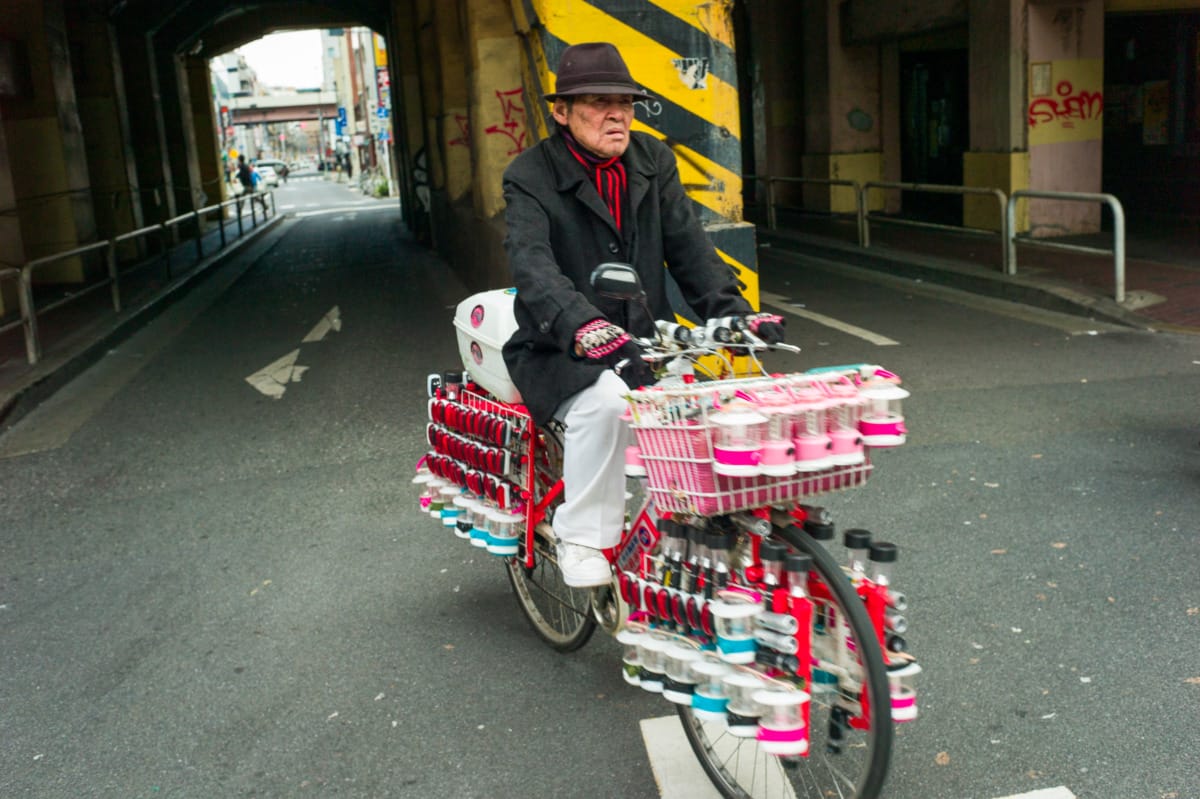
[
  {"left": 255, "top": 164, "right": 279, "bottom": 187},
  {"left": 256, "top": 159, "right": 290, "bottom": 184}
]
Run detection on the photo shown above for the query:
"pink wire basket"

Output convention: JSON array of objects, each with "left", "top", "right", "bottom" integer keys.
[{"left": 624, "top": 374, "right": 875, "bottom": 517}]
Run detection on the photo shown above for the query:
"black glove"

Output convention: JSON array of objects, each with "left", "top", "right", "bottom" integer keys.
[
  {"left": 744, "top": 312, "right": 786, "bottom": 345},
  {"left": 611, "top": 340, "right": 656, "bottom": 390}
]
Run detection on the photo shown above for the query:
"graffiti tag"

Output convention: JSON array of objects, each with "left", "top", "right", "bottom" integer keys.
[
  {"left": 484, "top": 88, "right": 528, "bottom": 156},
  {"left": 1028, "top": 80, "right": 1103, "bottom": 129},
  {"left": 448, "top": 114, "right": 470, "bottom": 148}
]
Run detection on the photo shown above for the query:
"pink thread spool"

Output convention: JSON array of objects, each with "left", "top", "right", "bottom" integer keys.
[
  {"left": 758, "top": 391, "right": 797, "bottom": 477},
  {"left": 888, "top": 660, "right": 921, "bottom": 722},
  {"left": 858, "top": 379, "right": 909, "bottom": 447},
  {"left": 791, "top": 387, "right": 834, "bottom": 472},
  {"left": 710, "top": 400, "right": 766, "bottom": 477},
  {"left": 826, "top": 380, "right": 865, "bottom": 466},
  {"left": 754, "top": 687, "right": 811, "bottom": 756}
]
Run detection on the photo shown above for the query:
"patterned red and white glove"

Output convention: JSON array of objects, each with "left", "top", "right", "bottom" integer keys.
[
  {"left": 573, "top": 319, "right": 631, "bottom": 361},
  {"left": 744, "top": 312, "right": 786, "bottom": 345}
]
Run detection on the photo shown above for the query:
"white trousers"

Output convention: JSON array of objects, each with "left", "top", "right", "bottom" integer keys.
[{"left": 550, "top": 369, "right": 631, "bottom": 550}]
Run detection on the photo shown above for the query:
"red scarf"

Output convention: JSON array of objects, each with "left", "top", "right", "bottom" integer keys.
[{"left": 561, "top": 127, "right": 628, "bottom": 233}]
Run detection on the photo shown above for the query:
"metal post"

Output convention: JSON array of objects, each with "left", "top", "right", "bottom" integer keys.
[
  {"left": 861, "top": 184, "right": 872, "bottom": 248},
  {"left": 18, "top": 267, "right": 39, "bottom": 365},
  {"left": 854, "top": 182, "right": 866, "bottom": 247},
  {"left": 1109, "top": 196, "right": 1126, "bottom": 304},
  {"left": 236, "top": 198, "right": 244, "bottom": 236},
  {"left": 194, "top": 210, "right": 204, "bottom": 261},
  {"left": 107, "top": 242, "right": 121, "bottom": 313},
  {"left": 994, "top": 190, "right": 1010, "bottom": 276},
  {"left": 218, "top": 203, "right": 227, "bottom": 248},
  {"left": 162, "top": 223, "right": 172, "bottom": 279},
  {"left": 766, "top": 178, "right": 777, "bottom": 231},
  {"left": 1005, "top": 195, "right": 1018, "bottom": 275}
]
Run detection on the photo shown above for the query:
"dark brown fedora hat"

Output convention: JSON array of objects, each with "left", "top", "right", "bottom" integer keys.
[{"left": 544, "top": 42, "right": 655, "bottom": 102}]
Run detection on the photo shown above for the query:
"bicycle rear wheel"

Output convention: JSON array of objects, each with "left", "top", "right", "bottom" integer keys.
[
  {"left": 677, "top": 524, "right": 894, "bottom": 799},
  {"left": 505, "top": 425, "right": 597, "bottom": 652}
]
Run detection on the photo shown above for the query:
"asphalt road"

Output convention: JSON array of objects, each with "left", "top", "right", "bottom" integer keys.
[{"left": 1, "top": 193, "right": 1198, "bottom": 799}]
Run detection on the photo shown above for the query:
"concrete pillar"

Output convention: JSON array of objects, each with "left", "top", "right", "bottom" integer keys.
[
  {"left": 464, "top": 0, "right": 523, "bottom": 220},
  {"left": 389, "top": 0, "right": 433, "bottom": 241},
  {"left": 184, "top": 55, "right": 222, "bottom": 211},
  {"left": 435, "top": 0, "right": 471, "bottom": 203},
  {"left": 800, "top": 0, "right": 883, "bottom": 214},
  {"left": 0, "top": 104, "right": 24, "bottom": 317},
  {"left": 964, "top": 0, "right": 1029, "bottom": 231},
  {"left": 66, "top": 6, "right": 142, "bottom": 241},
  {"left": 1025, "top": 0, "right": 1104, "bottom": 236},
  {"left": 416, "top": 0, "right": 444, "bottom": 193},
  {"left": 742, "top": 1, "right": 806, "bottom": 207},
  {"left": 115, "top": 26, "right": 169, "bottom": 225},
  {"left": 154, "top": 47, "right": 200, "bottom": 216},
  {"left": 0, "top": 0, "right": 97, "bottom": 283}
]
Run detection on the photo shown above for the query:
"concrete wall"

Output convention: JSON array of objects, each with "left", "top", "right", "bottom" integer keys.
[{"left": 0, "top": 0, "right": 96, "bottom": 282}]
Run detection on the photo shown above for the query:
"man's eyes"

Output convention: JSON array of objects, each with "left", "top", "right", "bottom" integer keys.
[{"left": 590, "top": 97, "right": 635, "bottom": 110}]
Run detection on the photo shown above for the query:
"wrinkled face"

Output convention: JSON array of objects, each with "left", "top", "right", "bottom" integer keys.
[{"left": 553, "top": 94, "right": 635, "bottom": 159}]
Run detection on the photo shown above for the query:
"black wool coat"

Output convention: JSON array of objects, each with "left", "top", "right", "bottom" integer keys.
[{"left": 501, "top": 129, "right": 752, "bottom": 426}]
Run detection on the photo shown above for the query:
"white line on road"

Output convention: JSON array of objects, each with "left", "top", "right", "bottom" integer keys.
[
  {"left": 293, "top": 204, "right": 396, "bottom": 219},
  {"left": 760, "top": 291, "right": 900, "bottom": 346},
  {"left": 640, "top": 716, "right": 723, "bottom": 799},
  {"left": 641, "top": 714, "right": 1075, "bottom": 799}
]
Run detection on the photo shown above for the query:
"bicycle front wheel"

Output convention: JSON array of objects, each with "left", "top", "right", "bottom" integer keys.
[
  {"left": 677, "top": 524, "right": 894, "bottom": 799},
  {"left": 505, "top": 425, "right": 597, "bottom": 652}
]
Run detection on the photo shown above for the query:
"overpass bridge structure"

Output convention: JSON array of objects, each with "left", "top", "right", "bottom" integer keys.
[
  {"left": 3, "top": 0, "right": 1190, "bottom": 324},
  {"left": 227, "top": 92, "right": 338, "bottom": 125}
]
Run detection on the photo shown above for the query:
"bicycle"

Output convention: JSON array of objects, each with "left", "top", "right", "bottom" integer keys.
[{"left": 416, "top": 265, "right": 919, "bottom": 798}]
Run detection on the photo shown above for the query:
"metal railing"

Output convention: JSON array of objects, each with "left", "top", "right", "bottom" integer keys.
[
  {"left": 1, "top": 191, "right": 275, "bottom": 366},
  {"left": 861, "top": 181, "right": 1009, "bottom": 274},
  {"left": 746, "top": 175, "right": 863, "bottom": 242},
  {"left": 1007, "top": 190, "right": 1126, "bottom": 303},
  {"left": 754, "top": 176, "right": 1130, "bottom": 303}
]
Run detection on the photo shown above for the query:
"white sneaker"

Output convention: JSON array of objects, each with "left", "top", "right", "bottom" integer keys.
[{"left": 556, "top": 541, "right": 612, "bottom": 588}]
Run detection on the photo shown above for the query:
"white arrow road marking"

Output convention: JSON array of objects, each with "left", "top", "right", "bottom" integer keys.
[
  {"left": 995, "top": 789, "right": 1076, "bottom": 799},
  {"left": 760, "top": 291, "right": 900, "bottom": 346},
  {"left": 302, "top": 306, "right": 342, "bottom": 342},
  {"left": 245, "top": 349, "right": 308, "bottom": 399}
]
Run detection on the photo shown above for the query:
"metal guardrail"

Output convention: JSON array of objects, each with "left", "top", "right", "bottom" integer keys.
[
  {"left": 753, "top": 176, "right": 1129, "bottom": 302},
  {"left": 1007, "top": 190, "right": 1126, "bottom": 303},
  {"left": 2, "top": 191, "right": 274, "bottom": 366},
  {"left": 861, "top": 181, "right": 1009, "bottom": 274},
  {"left": 745, "top": 175, "right": 863, "bottom": 242}
]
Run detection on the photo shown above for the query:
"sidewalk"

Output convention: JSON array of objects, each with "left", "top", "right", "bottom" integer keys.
[
  {"left": 0, "top": 208, "right": 282, "bottom": 429},
  {"left": 758, "top": 211, "right": 1200, "bottom": 333}
]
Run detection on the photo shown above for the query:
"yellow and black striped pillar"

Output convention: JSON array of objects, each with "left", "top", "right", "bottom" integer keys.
[{"left": 510, "top": 0, "right": 760, "bottom": 316}]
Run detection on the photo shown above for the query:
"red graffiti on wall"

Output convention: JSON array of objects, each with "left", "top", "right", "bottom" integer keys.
[
  {"left": 1028, "top": 80, "right": 1103, "bottom": 129},
  {"left": 485, "top": 88, "right": 528, "bottom": 156},
  {"left": 448, "top": 114, "right": 470, "bottom": 147}
]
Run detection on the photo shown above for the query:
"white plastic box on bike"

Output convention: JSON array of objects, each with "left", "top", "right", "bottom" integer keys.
[{"left": 453, "top": 288, "right": 523, "bottom": 403}]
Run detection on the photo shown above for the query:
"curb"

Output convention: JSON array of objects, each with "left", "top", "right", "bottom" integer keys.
[{"left": 758, "top": 229, "right": 1156, "bottom": 332}]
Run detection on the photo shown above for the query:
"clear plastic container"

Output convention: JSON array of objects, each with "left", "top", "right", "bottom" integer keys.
[{"left": 710, "top": 401, "right": 767, "bottom": 477}]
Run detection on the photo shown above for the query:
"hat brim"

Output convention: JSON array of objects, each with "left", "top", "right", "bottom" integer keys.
[{"left": 544, "top": 83, "right": 656, "bottom": 103}]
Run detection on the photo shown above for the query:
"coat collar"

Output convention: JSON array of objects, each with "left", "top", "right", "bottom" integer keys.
[{"left": 548, "top": 129, "right": 656, "bottom": 233}]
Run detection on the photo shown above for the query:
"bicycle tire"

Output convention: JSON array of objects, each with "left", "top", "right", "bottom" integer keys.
[
  {"left": 677, "top": 523, "right": 894, "bottom": 799},
  {"left": 505, "top": 426, "right": 597, "bottom": 652}
]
